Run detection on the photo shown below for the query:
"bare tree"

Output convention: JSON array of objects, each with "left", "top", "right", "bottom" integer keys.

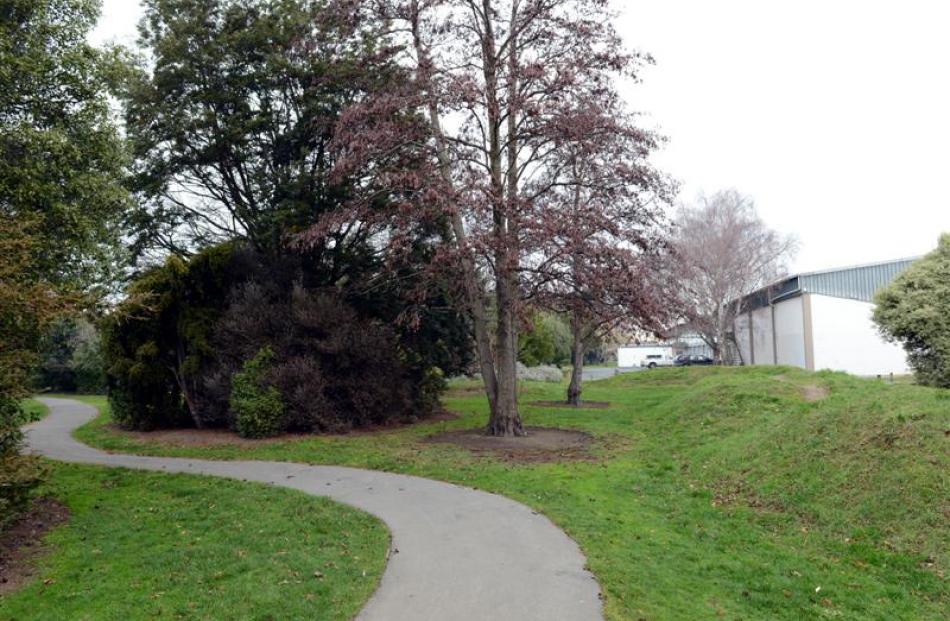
[{"left": 672, "top": 190, "right": 798, "bottom": 363}]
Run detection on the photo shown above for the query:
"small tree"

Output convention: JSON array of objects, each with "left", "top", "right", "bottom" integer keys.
[
  {"left": 525, "top": 137, "right": 674, "bottom": 405},
  {"left": 874, "top": 236, "right": 949, "bottom": 386},
  {"left": 672, "top": 190, "right": 797, "bottom": 363},
  {"left": 33, "top": 317, "right": 105, "bottom": 393}
]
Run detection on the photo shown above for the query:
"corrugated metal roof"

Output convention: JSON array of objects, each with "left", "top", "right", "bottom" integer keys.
[
  {"left": 737, "top": 257, "right": 919, "bottom": 309},
  {"left": 799, "top": 258, "right": 919, "bottom": 302}
]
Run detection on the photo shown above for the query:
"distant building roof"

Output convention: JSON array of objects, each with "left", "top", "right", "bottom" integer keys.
[{"left": 738, "top": 257, "right": 920, "bottom": 311}]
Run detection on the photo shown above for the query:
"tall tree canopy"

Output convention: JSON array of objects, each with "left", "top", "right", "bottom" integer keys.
[
  {"left": 874, "top": 235, "right": 950, "bottom": 387},
  {"left": 1, "top": 0, "right": 130, "bottom": 528},
  {"left": 0, "top": 0, "right": 131, "bottom": 289},
  {"left": 318, "top": 0, "right": 671, "bottom": 435},
  {"left": 125, "top": 0, "right": 401, "bottom": 259}
]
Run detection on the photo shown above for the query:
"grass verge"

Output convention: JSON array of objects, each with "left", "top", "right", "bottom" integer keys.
[
  {"left": 74, "top": 368, "right": 948, "bottom": 620},
  {"left": 20, "top": 398, "right": 49, "bottom": 423},
  {"left": 0, "top": 463, "right": 388, "bottom": 620}
]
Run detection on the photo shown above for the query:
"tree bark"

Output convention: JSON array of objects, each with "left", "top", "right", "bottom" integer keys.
[
  {"left": 567, "top": 312, "right": 584, "bottom": 406},
  {"left": 484, "top": 0, "right": 524, "bottom": 436}
]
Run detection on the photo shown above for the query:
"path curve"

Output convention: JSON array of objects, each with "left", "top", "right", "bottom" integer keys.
[{"left": 25, "top": 398, "right": 603, "bottom": 621}]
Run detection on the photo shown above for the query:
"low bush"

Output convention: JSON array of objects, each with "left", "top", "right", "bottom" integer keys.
[
  {"left": 517, "top": 363, "right": 565, "bottom": 383},
  {"left": 231, "top": 348, "right": 285, "bottom": 439},
  {"left": 211, "top": 284, "right": 415, "bottom": 433}
]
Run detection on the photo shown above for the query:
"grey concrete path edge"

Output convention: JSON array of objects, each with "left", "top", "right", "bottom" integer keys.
[{"left": 25, "top": 398, "right": 603, "bottom": 621}]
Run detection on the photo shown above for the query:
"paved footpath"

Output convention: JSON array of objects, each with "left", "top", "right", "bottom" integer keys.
[{"left": 25, "top": 398, "right": 603, "bottom": 621}]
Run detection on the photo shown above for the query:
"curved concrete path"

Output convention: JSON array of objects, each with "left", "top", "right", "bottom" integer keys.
[{"left": 25, "top": 398, "right": 602, "bottom": 621}]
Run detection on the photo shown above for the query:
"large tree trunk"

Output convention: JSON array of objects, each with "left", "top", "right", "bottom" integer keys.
[
  {"left": 484, "top": 0, "right": 524, "bottom": 436},
  {"left": 567, "top": 313, "right": 584, "bottom": 406},
  {"left": 489, "top": 262, "right": 524, "bottom": 435}
]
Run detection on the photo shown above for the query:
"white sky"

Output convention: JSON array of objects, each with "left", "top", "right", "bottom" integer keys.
[{"left": 92, "top": 0, "right": 950, "bottom": 272}]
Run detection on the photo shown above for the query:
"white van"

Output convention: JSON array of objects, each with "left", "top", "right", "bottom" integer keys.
[
  {"left": 640, "top": 353, "right": 674, "bottom": 369},
  {"left": 618, "top": 345, "right": 675, "bottom": 368}
]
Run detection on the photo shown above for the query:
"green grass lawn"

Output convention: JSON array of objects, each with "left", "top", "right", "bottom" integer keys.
[
  {"left": 71, "top": 367, "right": 948, "bottom": 620},
  {"left": 20, "top": 398, "right": 49, "bottom": 422},
  {"left": 1, "top": 463, "right": 388, "bottom": 621}
]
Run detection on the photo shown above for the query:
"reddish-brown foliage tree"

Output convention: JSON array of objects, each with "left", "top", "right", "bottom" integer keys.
[
  {"left": 312, "top": 0, "right": 670, "bottom": 434},
  {"left": 526, "top": 139, "right": 675, "bottom": 405}
]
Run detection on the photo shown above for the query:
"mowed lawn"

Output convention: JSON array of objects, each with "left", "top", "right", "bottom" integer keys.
[
  {"left": 71, "top": 367, "right": 948, "bottom": 620},
  {"left": 1, "top": 464, "right": 389, "bottom": 620}
]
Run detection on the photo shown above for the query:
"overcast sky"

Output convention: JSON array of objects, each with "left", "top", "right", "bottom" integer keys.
[{"left": 91, "top": 0, "right": 950, "bottom": 272}]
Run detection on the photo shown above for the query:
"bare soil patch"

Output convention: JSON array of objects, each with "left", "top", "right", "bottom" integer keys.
[
  {"left": 801, "top": 384, "right": 829, "bottom": 402},
  {"left": 528, "top": 400, "right": 612, "bottom": 409},
  {"left": 425, "top": 426, "right": 593, "bottom": 463},
  {"left": 0, "top": 498, "right": 70, "bottom": 595},
  {"left": 107, "top": 411, "right": 461, "bottom": 447},
  {"left": 773, "top": 375, "right": 829, "bottom": 402}
]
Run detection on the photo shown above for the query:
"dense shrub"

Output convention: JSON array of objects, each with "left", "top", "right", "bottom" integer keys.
[
  {"left": 103, "top": 242, "right": 471, "bottom": 435},
  {"left": 516, "top": 363, "right": 566, "bottom": 383},
  {"left": 874, "top": 235, "right": 950, "bottom": 386},
  {"left": 231, "top": 348, "right": 285, "bottom": 439},
  {"left": 101, "top": 243, "right": 260, "bottom": 430},
  {"left": 209, "top": 284, "right": 415, "bottom": 433},
  {"left": 519, "top": 312, "right": 571, "bottom": 366}
]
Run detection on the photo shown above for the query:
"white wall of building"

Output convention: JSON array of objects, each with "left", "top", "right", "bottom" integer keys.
[
  {"left": 617, "top": 346, "right": 673, "bottom": 368},
  {"left": 809, "top": 294, "right": 909, "bottom": 376},
  {"left": 735, "top": 313, "right": 753, "bottom": 364},
  {"left": 774, "top": 297, "right": 807, "bottom": 368},
  {"left": 750, "top": 306, "right": 775, "bottom": 364}
]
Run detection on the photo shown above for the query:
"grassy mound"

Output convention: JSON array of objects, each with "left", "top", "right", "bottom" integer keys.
[
  {"left": 616, "top": 366, "right": 947, "bottom": 567},
  {"left": 72, "top": 368, "right": 949, "bottom": 619}
]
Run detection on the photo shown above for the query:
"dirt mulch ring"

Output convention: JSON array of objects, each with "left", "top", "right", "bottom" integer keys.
[
  {"left": 528, "top": 400, "right": 612, "bottom": 410},
  {"left": 425, "top": 426, "right": 594, "bottom": 463},
  {"left": 0, "top": 498, "right": 71, "bottom": 595},
  {"left": 107, "top": 411, "right": 461, "bottom": 448}
]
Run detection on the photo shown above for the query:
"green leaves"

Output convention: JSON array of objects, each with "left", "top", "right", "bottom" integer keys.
[
  {"left": 873, "top": 234, "right": 950, "bottom": 386},
  {"left": 0, "top": 0, "right": 132, "bottom": 291}
]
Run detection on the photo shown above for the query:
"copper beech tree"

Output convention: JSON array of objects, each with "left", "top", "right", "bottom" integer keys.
[
  {"left": 528, "top": 141, "right": 674, "bottom": 406},
  {"left": 314, "top": 0, "right": 670, "bottom": 435}
]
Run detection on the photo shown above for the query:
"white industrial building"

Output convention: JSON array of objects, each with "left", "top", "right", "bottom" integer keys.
[{"left": 733, "top": 258, "right": 917, "bottom": 376}]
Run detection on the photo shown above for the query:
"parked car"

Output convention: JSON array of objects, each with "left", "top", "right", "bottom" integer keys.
[
  {"left": 674, "top": 354, "right": 715, "bottom": 367},
  {"left": 640, "top": 354, "right": 674, "bottom": 369}
]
